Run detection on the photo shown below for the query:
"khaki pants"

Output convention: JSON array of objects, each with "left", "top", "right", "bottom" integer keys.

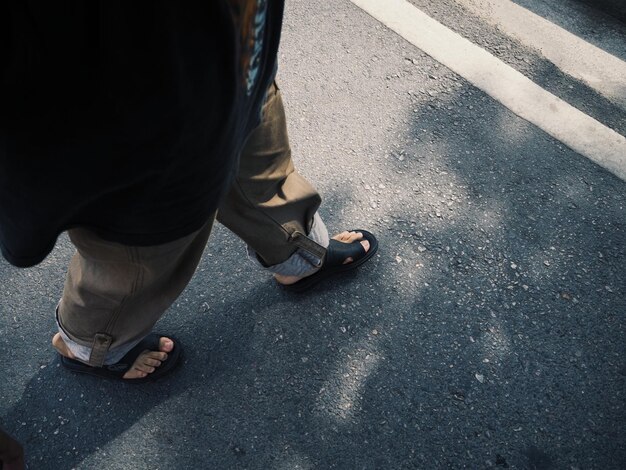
[{"left": 57, "top": 83, "right": 327, "bottom": 366}]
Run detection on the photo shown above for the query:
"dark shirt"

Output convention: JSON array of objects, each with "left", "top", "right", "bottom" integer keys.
[{"left": 0, "top": 1, "right": 283, "bottom": 267}]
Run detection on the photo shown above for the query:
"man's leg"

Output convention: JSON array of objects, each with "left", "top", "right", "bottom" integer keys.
[
  {"left": 217, "top": 81, "right": 370, "bottom": 282},
  {"left": 54, "top": 215, "right": 215, "bottom": 379}
]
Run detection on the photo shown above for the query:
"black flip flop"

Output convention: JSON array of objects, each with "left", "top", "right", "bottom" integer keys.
[
  {"left": 59, "top": 333, "right": 182, "bottom": 383},
  {"left": 281, "top": 229, "right": 378, "bottom": 293}
]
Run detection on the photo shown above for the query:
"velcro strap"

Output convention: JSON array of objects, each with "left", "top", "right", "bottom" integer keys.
[
  {"left": 88, "top": 333, "right": 113, "bottom": 367},
  {"left": 288, "top": 231, "right": 327, "bottom": 260}
]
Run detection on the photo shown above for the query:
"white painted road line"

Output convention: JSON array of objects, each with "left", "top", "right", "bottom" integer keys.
[
  {"left": 455, "top": 0, "right": 626, "bottom": 111},
  {"left": 349, "top": 0, "right": 626, "bottom": 181}
]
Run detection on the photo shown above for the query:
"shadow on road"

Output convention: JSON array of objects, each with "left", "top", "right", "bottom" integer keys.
[
  {"left": 358, "top": 74, "right": 626, "bottom": 468},
  {"left": 1, "top": 51, "right": 625, "bottom": 470}
]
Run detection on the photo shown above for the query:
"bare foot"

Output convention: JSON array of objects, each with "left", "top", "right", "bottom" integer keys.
[
  {"left": 275, "top": 231, "right": 370, "bottom": 286},
  {"left": 52, "top": 333, "right": 173, "bottom": 380}
]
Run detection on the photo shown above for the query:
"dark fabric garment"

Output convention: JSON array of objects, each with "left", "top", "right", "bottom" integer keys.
[{"left": 0, "top": 1, "right": 284, "bottom": 267}]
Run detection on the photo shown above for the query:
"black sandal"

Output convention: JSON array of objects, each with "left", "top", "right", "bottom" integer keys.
[
  {"left": 281, "top": 229, "right": 378, "bottom": 293},
  {"left": 59, "top": 333, "right": 182, "bottom": 383}
]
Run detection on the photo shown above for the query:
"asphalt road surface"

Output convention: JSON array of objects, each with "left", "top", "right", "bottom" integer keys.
[{"left": 1, "top": 1, "right": 624, "bottom": 469}]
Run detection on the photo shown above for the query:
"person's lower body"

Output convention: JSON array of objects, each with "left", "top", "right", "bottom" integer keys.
[
  {"left": 54, "top": 81, "right": 375, "bottom": 380},
  {"left": 54, "top": 216, "right": 216, "bottom": 378},
  {"left": 216, "top": 81, "right": 376, "bottom": 289},
  {"left": 217, "top": 81, "right": 330, "bottom": 279}
]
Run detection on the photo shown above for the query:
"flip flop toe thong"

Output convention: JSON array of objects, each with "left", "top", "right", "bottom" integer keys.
[{"left": 59, "top": 332, "right": 182, "bottom": 383}]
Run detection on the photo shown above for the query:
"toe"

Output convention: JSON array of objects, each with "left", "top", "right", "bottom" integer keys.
[
  {"left": 143, "top": 357, "right": 163, "bottom": 368},
  {"left": 135, "top": 363, "right": 156, "bottom": 374},
  {"left": 337, "top": 231, "right": 350, "bottom": 240},
  {"left": 159, "top": 337, "right": 174, "bottom": 353},
  {"left": 146, "top": 350, "right": 168, "bottom": 361},
  {"left": 348, "top": 231, "right": 364, "bottom": 242},
  {"left": 121, "top": 338, "right": 172, "bottom": 380},
  {"left": 333, "top": 231, "right": 364, "bottom": 243},
  {"left": 123, "top": 367, "right": 148, "bottom": 379},
  {"left": 361, "top": 240, "right": 370, "bottom": 253}
]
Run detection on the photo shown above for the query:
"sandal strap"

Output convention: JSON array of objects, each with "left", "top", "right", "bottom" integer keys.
[
  {"left": 325, "top": 238, "right": 366, "bottom": 267},
  {"left": 104, "top": 334, "right": 160, "bottom": 373}
]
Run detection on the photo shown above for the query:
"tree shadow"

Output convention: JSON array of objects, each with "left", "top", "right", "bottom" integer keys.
[
  {"left": 407, "top": 0, "right": 626, "bottom": 131},
  {"left": 356, "top": 65, "right": 626, "bottom": 468},
  {"left": 510, "top": 0, "right": 626, "bottom": 38}
]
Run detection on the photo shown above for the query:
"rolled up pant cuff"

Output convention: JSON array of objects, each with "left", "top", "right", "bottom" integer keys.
[
  {"left": 247, "top": 212, "right": 329, "bottom": 277},
  {"left": 56, "top": 307, "right": 141, "bottom": 366}
]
